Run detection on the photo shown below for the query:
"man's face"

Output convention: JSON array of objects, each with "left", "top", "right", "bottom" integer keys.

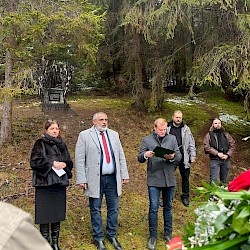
[
  {"left": 93, "top": 113, "right": 108, "bottom": 131},
  {"left": 155, "top": 123, "right": 167, "bottom": 137},
  {"left": 173, "top": 112, "right": 183, "bottom": 126},
  {"left": 212, "top": 119, "right": 222, "bottom": 129}
]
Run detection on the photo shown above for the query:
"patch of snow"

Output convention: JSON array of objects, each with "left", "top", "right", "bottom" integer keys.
[
  {"left": 219, "top": 114, "right": 250, "bottom": 126},
  {"left": 16, "top": 106, "right": 30, "bottom": 108},
  {"left": 164, "top": 97, "right": 205, "bottom": 105},
  {"left": 164, "top": 96, "right": 249, "bottom": 128}
]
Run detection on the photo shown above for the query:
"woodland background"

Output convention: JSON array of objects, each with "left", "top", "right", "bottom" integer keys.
[{"left": 0, "top": 0, "right": 250, "bottom": 249}]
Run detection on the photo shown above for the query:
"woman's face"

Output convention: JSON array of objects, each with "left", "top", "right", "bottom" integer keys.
[{"left": 46, "top": 123, "right": 60, "bottom": 138}]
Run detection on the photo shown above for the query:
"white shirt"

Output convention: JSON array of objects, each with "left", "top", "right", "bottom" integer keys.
[{"left": 95, "top": 128, "right": 115, "bottom": 175}]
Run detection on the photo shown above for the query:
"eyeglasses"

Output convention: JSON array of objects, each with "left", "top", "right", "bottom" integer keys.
[{"left": 98, "top": 119, "right": 108, "bottom": 121}]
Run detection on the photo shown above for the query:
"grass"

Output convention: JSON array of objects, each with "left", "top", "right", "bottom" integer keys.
[{"left": 0, "top": 91, "right": 249, "bottom": 249}]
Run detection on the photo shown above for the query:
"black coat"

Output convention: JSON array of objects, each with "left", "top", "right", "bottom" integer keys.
[{"left": 30, "top": 137, "right": 73, "bottom": 187}]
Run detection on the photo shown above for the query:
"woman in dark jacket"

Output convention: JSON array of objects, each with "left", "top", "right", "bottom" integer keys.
[{"left": 30, "top": 119, "right": 73, "bottom": 250}]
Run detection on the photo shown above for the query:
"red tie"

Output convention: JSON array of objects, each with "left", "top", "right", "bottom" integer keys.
[{"left": 100, "top": 132, "right": 111, "bottom": 163}]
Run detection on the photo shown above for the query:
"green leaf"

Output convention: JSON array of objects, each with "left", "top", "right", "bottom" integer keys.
[
  {"left": 191, "top": 235, "right": 249, "bottom": 249},
  {"left": 236, "top": 205, "right": 250, "bottom": 219},
  {"left": 215, "top": 191, "right": 250, "bottom": 200},
  {"left": 215, "top": 212, "right": 229, "bottom": 231},
  {"left": 216, "top": 227, "right": 234, "bottom": 237},
  {"left": 232, "top": 210, "right": 250, "bottom": 235}
]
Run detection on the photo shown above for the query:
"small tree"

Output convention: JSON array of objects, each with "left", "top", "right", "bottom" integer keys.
[{"left": 0, "top": 0, "right": 105, "bottom": 145}]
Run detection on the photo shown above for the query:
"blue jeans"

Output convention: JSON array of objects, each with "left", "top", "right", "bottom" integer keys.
[
  {"left": 148, "top": 186, "right": 175, "bottom": 238},
  {"left": 89, "top": 174, "right": 118, "bottom": 241},
  {"left": 210, "top": 159, "right": 231, "bottom": 184}
]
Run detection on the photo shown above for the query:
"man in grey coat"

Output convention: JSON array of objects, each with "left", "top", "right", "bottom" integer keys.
[
  {"left": 75, "top": 112, "right": 129, "bottom": 250},
  {"left": 167, "top": 110, "right": 196, "bottom": 207},
  {"left": 138, "top": 118, "right": 181, "bottom": 250}
]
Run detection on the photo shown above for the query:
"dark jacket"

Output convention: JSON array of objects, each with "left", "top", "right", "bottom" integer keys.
[
  {"left": 30, "top": 137, "right": 73, "bottom": 187},
  {"left": 203, "top": 127, "right": 235, "bottom": 160},
  {"left": 137, "top": 132, "right": 182, "bottom": 187}
]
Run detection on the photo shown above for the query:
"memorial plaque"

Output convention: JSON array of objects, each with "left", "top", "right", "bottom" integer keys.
[{"left": 49, "top": 93, "right": 61, "bottom": 102}]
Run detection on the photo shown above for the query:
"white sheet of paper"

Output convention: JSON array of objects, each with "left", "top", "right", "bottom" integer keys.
[{"left": 52, "top": 167, "right": 66, "bottom": 177}]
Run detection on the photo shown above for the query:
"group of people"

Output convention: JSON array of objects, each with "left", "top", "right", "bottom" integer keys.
[{"left": 27, "top": 111, "right": 235, "bottom": 250}]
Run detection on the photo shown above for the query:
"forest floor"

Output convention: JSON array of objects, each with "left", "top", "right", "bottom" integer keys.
[{"left": 0, "top": 92, "right": 249, "bottom": 250}]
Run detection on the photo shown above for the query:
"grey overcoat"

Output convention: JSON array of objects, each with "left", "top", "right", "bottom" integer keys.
[
  {"left": 138, "top": 132, "right": 182, "bottom": 187},
  {"left": 167, "top": 124, "right": 196, "bottom": 169},
  {"left": 75, "top": 126, "right": 129, "bottom": 198}
]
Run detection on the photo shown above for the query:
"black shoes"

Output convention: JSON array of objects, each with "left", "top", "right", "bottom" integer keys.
[
  {"left": 182, "top": 197, "right": 189, "bottom": 207},
  {"left": 164, "top": 234, "right": 172, "bottom": 243},
  {"left": 147, "top": 237, "right": 157, "bottom": 250},
  {"left": 108, "top": 238, "right": 123, "bottom": 250},
  {"left": 94, "top": 240, "right": 107, "bottom": 250},
  {"left": 94, "top": 238, "right": 122, "bottom": 250}
]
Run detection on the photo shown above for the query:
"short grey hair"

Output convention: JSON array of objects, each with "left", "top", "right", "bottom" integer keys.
[{"left": 93, "top": 112, "right": 107, "bottom": 120}]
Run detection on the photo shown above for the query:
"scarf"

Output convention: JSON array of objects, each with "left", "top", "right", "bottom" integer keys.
[
  {"left": 209, "top": 128, "right": 229, "bottom": 154},
  {"left": 42, "top": 134, "right": 66, "bottom": 152}
]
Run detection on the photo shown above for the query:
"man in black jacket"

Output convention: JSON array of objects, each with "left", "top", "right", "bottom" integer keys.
[{"left": 138, "top": 118, "right": 181, "bottom": 250}]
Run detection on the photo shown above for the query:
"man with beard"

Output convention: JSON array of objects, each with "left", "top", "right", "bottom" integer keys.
[
  {"left": 75, "top": 112, "right": 129, "bottom": 250},
  {"left": 204, "top": 118, "right": 235, "bottom": 185},
  {"left": 168, "top": 110, "right": 196, "bottom": 207}
]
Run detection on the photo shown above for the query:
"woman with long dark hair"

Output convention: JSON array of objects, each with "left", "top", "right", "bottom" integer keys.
[{"left": 30, "top": 120, "right": 73, "bottom": 250}]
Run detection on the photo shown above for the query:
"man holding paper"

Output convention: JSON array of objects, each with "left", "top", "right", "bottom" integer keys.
[{"left": 137, "top": 118, "right": 181, "bottom": 250}]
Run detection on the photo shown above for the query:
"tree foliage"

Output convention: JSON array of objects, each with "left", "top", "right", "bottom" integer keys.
[
  {"left": 0, "top": 0, "right": 105, "bottom": 145},
  {"left": 99, "top": 0, "right": 250, "bottom": 115}
]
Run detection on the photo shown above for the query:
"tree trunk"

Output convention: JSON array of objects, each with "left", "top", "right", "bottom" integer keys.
[
  {"left": 149, "top": 46, "right": 164, "bottom": 112},
  {"left": 0, "top": 0, "right": 15, "bottom": 146},
  {"left": 150, "top": 67, "right": 164, "bottom": 112},
  {"left": 132, "top": 32, "right": 146, "bottom": 110},
  {"left": 0, "top": 49, "right": 14, "bottom": 146}
]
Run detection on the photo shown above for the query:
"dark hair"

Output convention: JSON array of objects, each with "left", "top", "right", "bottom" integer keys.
[
  {"left": 213, "top": 117, "right": 221, "bottom": 122},
  {"left": 44, "top": 119, "right": 61, "bottom": 138}
]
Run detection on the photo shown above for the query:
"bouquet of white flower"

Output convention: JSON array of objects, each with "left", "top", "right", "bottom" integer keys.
[{"left": 181, "top": 170, "right": 250, "bottom": 250}]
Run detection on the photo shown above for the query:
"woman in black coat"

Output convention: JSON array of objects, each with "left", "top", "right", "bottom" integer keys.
[{"left": 30, "top": 119, "right": 73, "bottom": 250}]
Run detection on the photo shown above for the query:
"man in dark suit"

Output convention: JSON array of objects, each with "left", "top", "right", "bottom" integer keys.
[{"left": 75, "top": 112, "right": 129, "bottom": 250}]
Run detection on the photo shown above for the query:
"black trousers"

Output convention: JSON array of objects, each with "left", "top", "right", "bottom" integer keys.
[{"left": 178, "top": 162, "right": 190, "bottom": 198}]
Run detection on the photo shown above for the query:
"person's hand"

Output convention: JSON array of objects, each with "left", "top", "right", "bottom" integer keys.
[
  {"left": 122, "top": 179, "right": 129, "bottom": 184},
  {"left": 144, "top": 151, "right": 155, "bottom": 158},
  {"left": 221, "top": 154, "right": 229, "bottom": 160},
  {"left": 79, "top": 183, "right": 88, "bottom": 189},
  {"left": 191, "top": 158, "right": 196, "bottom": 163},
  {"left": 53, "top": 161, "right": 66, "bottom": 169},
  {"left": 164, "top": 153, "right": 175, "bottom": 160},
  {"left": 217, "top": 152, "right": 224, "bottom": 159}
]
